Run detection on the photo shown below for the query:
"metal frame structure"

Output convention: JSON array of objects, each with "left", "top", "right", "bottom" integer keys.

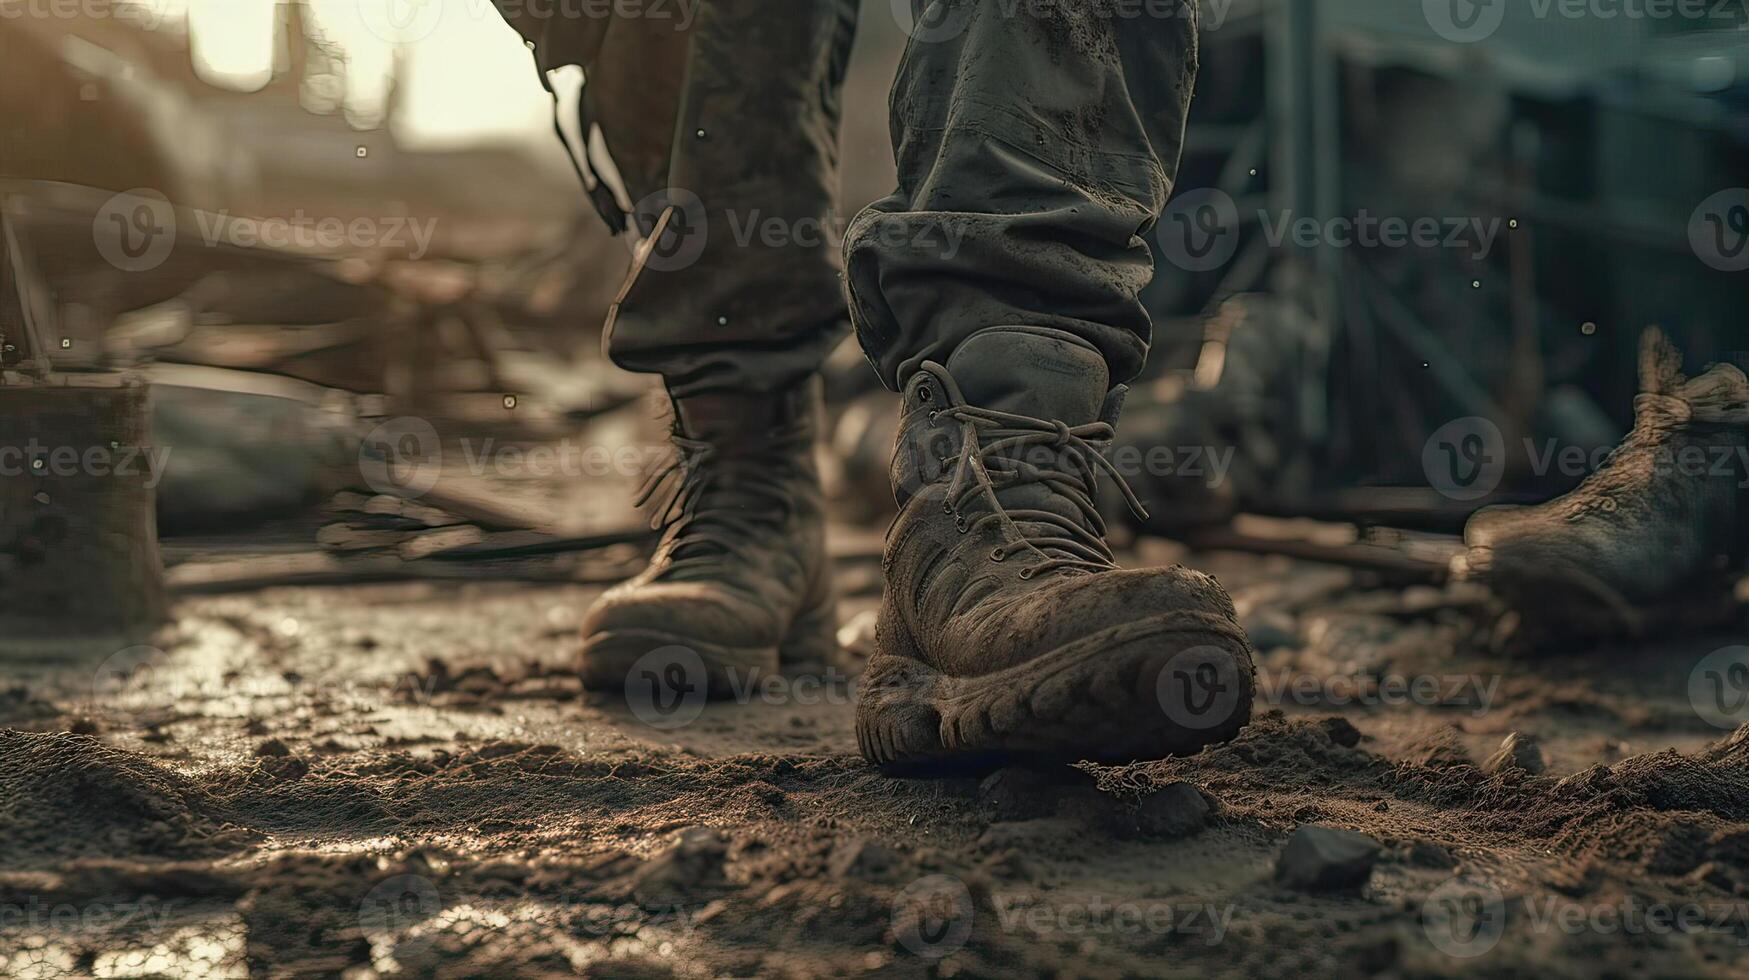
[{"left": 1174, "top": 0, "right": 1747, "bottom": 517}]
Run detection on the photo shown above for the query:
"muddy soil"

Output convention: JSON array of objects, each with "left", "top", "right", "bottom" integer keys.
[{"left": 2, "top": 544, "right": 1748, "bottom": 978}]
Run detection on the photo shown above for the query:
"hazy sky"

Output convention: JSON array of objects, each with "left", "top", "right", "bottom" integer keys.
[{"left": 159, "top": 0, "right": 554, "bottom": 149}]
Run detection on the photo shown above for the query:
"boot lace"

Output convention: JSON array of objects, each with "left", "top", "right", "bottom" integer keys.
[
  {"left": 634, "top": 427, "right": 811, "bottom": 578},
  {"left": 939, "top": 405, "right": 1148, "bottom": 579}
]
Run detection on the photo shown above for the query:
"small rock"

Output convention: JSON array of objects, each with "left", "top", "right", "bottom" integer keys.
[
  {"left": 1275, "top": 825, "right": 1381, "bottom": 893},
  {"left": 255, "top": 738, "right": 291, "bottom": 758},
  {"left": 1241, "top": 608, "right": 1298, "bottom": 652},
  {"left": 1482, "top": 732, "right": 1546, "bottom": 776},
  {"left": 1135, "top": 782, "right": 1210, "bottom": 839}
]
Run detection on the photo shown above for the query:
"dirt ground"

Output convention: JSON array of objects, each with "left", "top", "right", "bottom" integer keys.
[{"left": 2, "top": 535, "right": 1748, "bottom": 978}]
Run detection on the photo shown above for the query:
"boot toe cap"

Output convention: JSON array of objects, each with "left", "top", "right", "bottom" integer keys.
[{"left": 583, "top": 581, "right": 786, "bottom": 648}]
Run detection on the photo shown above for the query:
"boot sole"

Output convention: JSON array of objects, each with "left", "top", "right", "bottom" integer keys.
[
  {"left": 1482, "top": 561, "right": 1646, "bottom": 635},
  {"left": 856, "top": 611, "right": 1254, "bottom": 774},
  {"left": 581, "top": 595, "right": 838, "bottom": 695},
  {"left": 1479, "top": 558, "right": 1742, "bottom": 648}
]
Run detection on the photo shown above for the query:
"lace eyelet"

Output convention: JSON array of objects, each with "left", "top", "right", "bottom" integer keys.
[
  {"left": 1018, "top": 567, "right": 1035, "bottom": 580},
  {"left": 990, "top": 548, "right": 1005, "bottom": 562},
  {"left": 917, "top": 384, "right": 933, "bottom": 404},
  {"left": 926, "top": 409, "right": 938, "bottom": 423},
  {"left": 942, "top": 501, "right": 954, "bottom": 515},
  {"left": 956, "top": 517, "right": 969, "bottom": 533}
]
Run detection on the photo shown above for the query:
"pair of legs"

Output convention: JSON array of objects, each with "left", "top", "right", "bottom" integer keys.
[{"left": 496, "top": 0, "right": 1256, "bottom": 768}]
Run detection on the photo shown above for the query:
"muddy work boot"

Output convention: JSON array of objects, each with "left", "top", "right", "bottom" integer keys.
[
  {"left": 1455, "top": 330, "right": 1749, "bottom": 634},
  {"left": 580, "top": 383, "right": 834, "bottom": 692},
  {"left": 857, "top": 327, "right": 1256, "bottom": 772}
]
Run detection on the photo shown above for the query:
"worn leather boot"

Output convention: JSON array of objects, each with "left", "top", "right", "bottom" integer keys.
[
  {"left": 857, "top": 327, "right": 1256, "bottom": 771},
  {"left": 580, "top": 382, "right": 835, "bottom": 691},
  {"left": 1455, "top": 330, "right": 1749, "bottom": 632}
]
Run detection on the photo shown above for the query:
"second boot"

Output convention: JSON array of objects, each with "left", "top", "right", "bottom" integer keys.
[
  {"left": 1456, "top": 329, "right": 1749, "bottom": 632},
  {"left": 580, "top": 382, "right": 836, "bottom": 692}
]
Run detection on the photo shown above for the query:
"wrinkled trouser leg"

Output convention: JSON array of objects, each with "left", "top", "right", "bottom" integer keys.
[
  {"left": 845, "top": 0, "right": 1199, "bottom": 389},
  {"left": 611, "top": 0, "right": 859, "bottom": 397},
  {"left": 496, "top": 0, "right": 858, "bottom": 398}
]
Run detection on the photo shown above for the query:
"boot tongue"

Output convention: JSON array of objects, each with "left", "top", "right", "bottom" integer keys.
[
  {"left": 945, "top": 328, "right": 1114, "bottom": 550},
  {"left": 945, "top": 327, "right": 1109, "bottom": 424}
]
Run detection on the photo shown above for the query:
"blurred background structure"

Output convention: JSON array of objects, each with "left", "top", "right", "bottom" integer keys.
[{"left": 1, "top": 0, "right": 1746, "bottom": 642}]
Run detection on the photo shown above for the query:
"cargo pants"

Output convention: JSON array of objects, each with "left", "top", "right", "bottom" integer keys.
[{"left": 493, "top": 0, "right": 1199, "bottom": 396}]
